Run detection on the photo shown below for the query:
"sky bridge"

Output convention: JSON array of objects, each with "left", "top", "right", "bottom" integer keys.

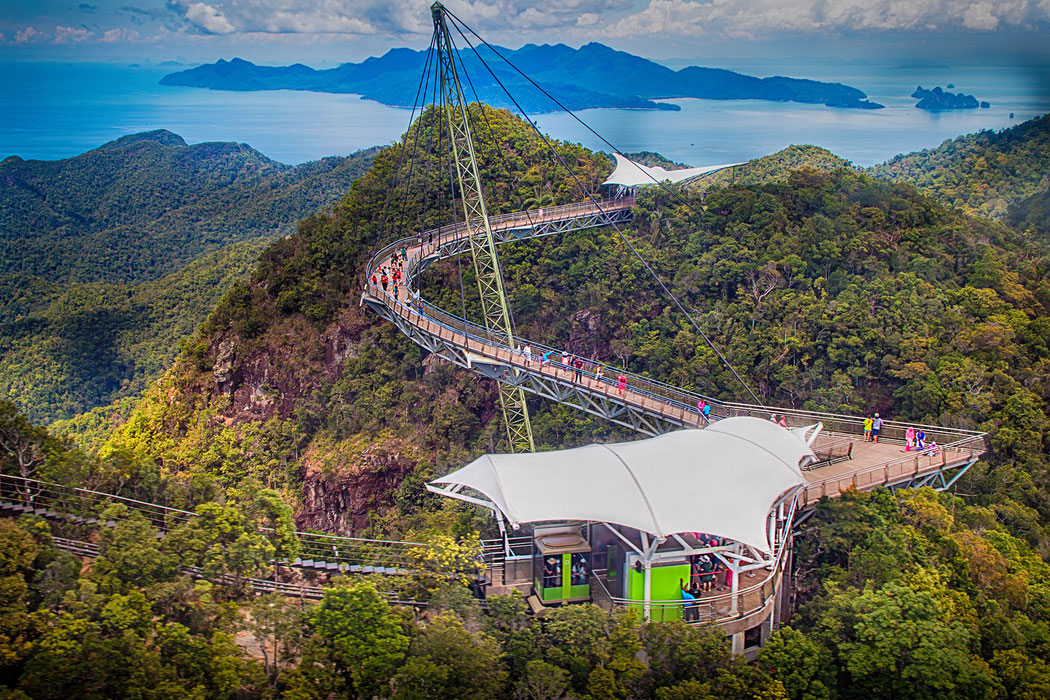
[
  {"left": 360, "top": 201, "right": 986, "bottom": 505},
  {"left": 361, "top": 187, "right": 984, "bottom": 652},
  {"left": 0, "top": 1, "right": 991, "bottom": 658},
  {"left": 352, "top": 3, "right": 988, "bottom": 653}
]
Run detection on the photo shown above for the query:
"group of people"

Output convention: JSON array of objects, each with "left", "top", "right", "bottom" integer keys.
[
  {"left": 678, "top": 537, "right": 727, "bottom": 621},
  {"left": 862, "top": 413, "right": 884, "bottom": 442},
  {"left": 861, "top": 413, "right": 941, "bottom": 454},
  {"left": 541, "top": 555, "right": 589, "bottom": 589},
  {"left": 520, "top": 345, "right": 629, "bottom": 396},
  {"left": 769, "top": 413, "right": 788, "bottom": 428},
  {"left": 369, "top": 247, "right": 413, "bottom": 303}
]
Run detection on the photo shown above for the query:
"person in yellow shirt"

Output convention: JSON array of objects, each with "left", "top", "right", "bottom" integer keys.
[{"left": 863, "top": 415, "right": 874, "bottom": 442}]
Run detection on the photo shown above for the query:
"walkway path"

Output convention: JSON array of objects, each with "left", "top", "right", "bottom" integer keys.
[{"left": 361, "top": 198, "right": 986, "bottom": 502}]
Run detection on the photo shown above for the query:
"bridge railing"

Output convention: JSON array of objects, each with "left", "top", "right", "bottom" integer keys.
[
  {"left": 364, "top": 198, "right": 988, "bottom": 492},
  {"left": 0, "top": 474, "right": 197, "bottom": 531},
  {"left": 798, "top": 435, "right": 981, "bottom": 507},
  {"left": 365, "top": 198, "right": 635, "bottom": 285},
  {"left": 591, "top": 550, "right": 785, "bottom": 627},
  {"left": 375, "top": 290, "right": 987, "bottom": 463},
  {"left": 50, "top": 537, "right": 428, "bottom": 606}
]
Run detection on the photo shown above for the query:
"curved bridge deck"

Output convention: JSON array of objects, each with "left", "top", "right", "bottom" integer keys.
[{"left": 362, "top": 198, "right": 986, "bottom": 504}]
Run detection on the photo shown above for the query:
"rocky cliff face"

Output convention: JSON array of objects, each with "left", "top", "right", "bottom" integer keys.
[{"left": 297, "top": 433, "right": 418, "bottom": 533}]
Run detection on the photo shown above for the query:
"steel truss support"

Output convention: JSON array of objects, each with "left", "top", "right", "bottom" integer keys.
[
  {"left": 363, "top": 293, "right": 682, "bottom": 436},
  {"left": 432, "top": 1, "right": 534, "bottom": 453},
  {"left": 885, "top": 456, "right": 978, "bottom": 494}
]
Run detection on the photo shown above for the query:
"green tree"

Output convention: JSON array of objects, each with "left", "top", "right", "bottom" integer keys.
[
  {"left": 162, "top": 502, "right": 276, "bottom": 592},
  {"left": 391, "top": 611, "right": 506, "bottom": 699},
  {"left": 250, "top": 591, "right": 304, "bottom": 685},
  {"left": 310, "top": 579, "right": 410, "bottom": 697},
  {"left": 94, "top": 506, "right": 176, "bottom": 591},
  {"left": 0, "top": 519, "right": 38, "bottom": 670},
  {"left": 815, "top": 581, "right": 991, "bottom": 699}
]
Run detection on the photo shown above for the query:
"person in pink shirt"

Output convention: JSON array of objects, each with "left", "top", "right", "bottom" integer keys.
[{"left": 617, "top": 373, "right": 627, "bottom": 396}]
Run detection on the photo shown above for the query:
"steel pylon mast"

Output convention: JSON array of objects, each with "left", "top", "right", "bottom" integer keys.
[{"left": 431, "top": 2, "right": 535, "bottom": 453}]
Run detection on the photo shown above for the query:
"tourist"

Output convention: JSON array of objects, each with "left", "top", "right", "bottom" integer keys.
[
  {"left": 542, "top": 350, "right": 552, "bottom": 366},
  {"left": 769, "top": 413, "right": 777, "bottom": 422},
  {"left": 561, "top": 350, "right": 570, "bottom": 367},
  {"left": 697, "top": 399, "right": 707, "bottom": 424},
  {"left": 905, "top": 426, "right": 916, "bottom": 451},
  {"left": 380, "top": 273, "right": 389, "bottom": 291},
  {"left": 778, "top": 415, "right": 788, "bottom": 428},
  {"left": 393, "top": 285, "right": 399, "bottom": 302},
  {"left": 872, "top": 413, "right": 883, "bottom": 443},
  {"left": 524, "top": 344, "right": 533, "bottom": 367},
  {"left": 618, "top": 373, "right": 627, "bottom": 396},
  {"left": 679, "top": 579, "right": 698, "bottom": 621},
  {"left": 370, "top": 274, "right": 377, "bottom": 287},
  {"left": 699, "top": 554, "right": 716, "bottom": 592},
  {"left": 702, "top": 402, "right": 712, "bottom": 422},
  {"left": 543, "top": 557, "right": 559, "bottom": 589},
  {"left": 916, "top": 427, "right": 926, "bottom": 450},
  {"left": 863, "top": 415, "right": 873, "bottom": 442},
  {"left": 574, "top": 356, "right": 584, "bottom": 381}
]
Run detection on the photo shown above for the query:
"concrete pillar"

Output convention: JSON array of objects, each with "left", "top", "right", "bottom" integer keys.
[{"left": 731, "top": 631, "right": 744, "bottom": 655}]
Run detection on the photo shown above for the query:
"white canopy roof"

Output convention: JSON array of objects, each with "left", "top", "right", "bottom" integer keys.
[
  {"left": 602, "top": 153, "right": 742, "bottom": 188},
  {"left": 429, "top": 417, "right": 813, "bottom": 554}
]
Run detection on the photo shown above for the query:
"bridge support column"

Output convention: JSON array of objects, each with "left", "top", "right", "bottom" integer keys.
[{"left": 730, "top": 632, "right": 744, "bottom": 655}]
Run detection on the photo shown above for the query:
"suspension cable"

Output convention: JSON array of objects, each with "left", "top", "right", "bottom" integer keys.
[
  {"left": 445, "top": 9, "right": 708, "bottom": 218},
  {"left": 445, "top": 14, "right": 764, "bottom": 406},
  {"left": 377, "top": 35, "right": 436, "bottom": 248}
]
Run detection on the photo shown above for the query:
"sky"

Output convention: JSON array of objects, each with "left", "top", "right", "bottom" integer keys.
[{"left": 2, "top": 0, "right": 1050, "bottom": 67}]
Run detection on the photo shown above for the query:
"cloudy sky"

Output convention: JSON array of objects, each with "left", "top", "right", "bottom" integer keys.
[{"left": 3, "top": 0, "right": 1050, "bottom": 65}]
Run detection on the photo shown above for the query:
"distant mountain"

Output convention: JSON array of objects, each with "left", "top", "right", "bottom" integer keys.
[
  {"left": 0, "top": 130, "right": 380, "bottom": 284},
  {"left": 0, "top": 131, "right": 379, "bottom": 422},
  {"left": 160, "top": 43, "right": 883, "bottom": 112},
  {"left": 911, "top": 85, "right": 986, "bottom": 110}
]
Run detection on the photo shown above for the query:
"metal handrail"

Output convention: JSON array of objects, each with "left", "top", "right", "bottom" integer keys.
[
  {"left": 364, "top": 199, "right": 987, "bottom": 455},
  {"left": 373, "top": 287, "right": 987, "bottom": 466}
]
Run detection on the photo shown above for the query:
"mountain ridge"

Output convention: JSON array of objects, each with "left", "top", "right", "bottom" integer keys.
[{"left": 160, "top": 43, "right": 883, "bottom": 112}]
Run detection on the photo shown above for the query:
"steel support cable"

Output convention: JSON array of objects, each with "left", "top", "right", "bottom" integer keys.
[
  {"left": 421, "top": 49, "right": 439, "bottom": 246},
  {"left": 449, "top": 32, "right": 528, "bottom": 342},
  {"left": 445, "top": 15, "right": 764, "bottom": 406},
  {"left": 377, "top": 35, "right": 436, "bottom": 252},
  {"left": 396, "top": 44, "right": 437, "bottom": 243},
  {"left": 439, "top": 59, "right": 471, "bottom": 334},
  {"left": 443, "top": 29, "right": 524, "bottom": 345},
  {"left": 453, "top": 37, "right": 537, "bottom": 233},
  {"left": 445, "top": 10, "right": 708, "bottom": 218}
]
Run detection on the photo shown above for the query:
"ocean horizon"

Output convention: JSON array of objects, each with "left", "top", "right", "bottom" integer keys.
[{"left": 2, "top": 59, "right": 1048, "bottom": 168}]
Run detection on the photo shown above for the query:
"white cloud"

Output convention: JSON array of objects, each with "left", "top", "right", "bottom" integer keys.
[
  {"left": 14, "top": 26, "right": 46, "bottom": 44},
  {"left": 182, "top": 2, "right": 236, "bottom": 34},
  {"left": 163, "top": 0, "right": 633, "bottom": 37},
  {"left": 100, "top": 28, "right": 141, "bottom": 43},
  {"left": 53, "top": 26, "right": 93, "bottom": 44},
  {"left": 606, "top": 0, "right": 1046, "bottom": 38}
]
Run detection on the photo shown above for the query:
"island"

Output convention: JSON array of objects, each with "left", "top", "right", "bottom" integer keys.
[
  {"left": 911, "top": 85, "right": 989, "bottom": 110},
  {"left": 160, "top": 43, "right": 884, "bottom": 113}
]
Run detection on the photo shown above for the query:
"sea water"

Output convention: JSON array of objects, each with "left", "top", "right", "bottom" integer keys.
[{"left": 1, "top": 60, "right": 1047, "bottom": 167}]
